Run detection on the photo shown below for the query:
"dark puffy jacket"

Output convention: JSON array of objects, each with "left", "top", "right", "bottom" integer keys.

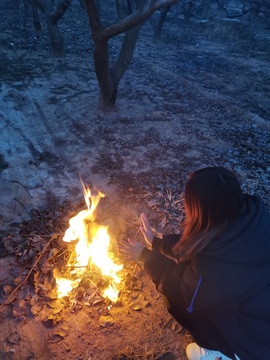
[{"left": 140, "top": 195, "right": 270, "bottom": 359}]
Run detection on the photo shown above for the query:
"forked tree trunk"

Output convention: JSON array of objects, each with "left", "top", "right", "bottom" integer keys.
[
  {"left": 30, "top": 0, "right": 71, "bottom": 56},
  {"left": 111, "top": 22, "right": 142, "bottom": 92},
  {"left": 85, "top": 0, "right": 179, "bottom": 110},
  {"left": 94, "top": 24, "right": 142, "bottom": 109}
]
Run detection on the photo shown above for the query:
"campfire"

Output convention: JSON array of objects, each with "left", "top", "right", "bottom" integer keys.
[{"left": 54, "top": 180, "right": 123, "bottom": 302}]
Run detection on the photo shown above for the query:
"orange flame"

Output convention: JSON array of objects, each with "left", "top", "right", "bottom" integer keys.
[{"left": 55, "top": 181, "right": 123, "bottom": 302}]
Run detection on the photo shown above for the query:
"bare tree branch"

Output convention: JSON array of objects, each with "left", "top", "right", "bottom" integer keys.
[
  {"left": 101, "top": 0, "right": 180, "bottom": 41},
  {"left": 85, "top": 0, "right": 180, "bottom": 42},
  {"left": 84, "top": 0, "right": 181, "bottom": 108}
]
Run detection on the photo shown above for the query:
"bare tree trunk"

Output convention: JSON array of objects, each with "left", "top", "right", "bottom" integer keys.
[
  {"left": 111, "top": 23, "right": 142, "bottom": 91},
  {"left": 93, "top": 40, "right": 116, "bottom": 108},
  {"left": 84, "top": 0, "right": 113, "bottom": 108},
  {"left": 85, "top": 0, "right": 179, "bottom": 110},
  {"left": 45, "top": 15, "right": 65, "bottom": 55},
  {"left": 30, "top": 0, "right": 71, "bottom": 56},
  {"left": 150, "top": 5, "right": 171, "bottom": 41},
  {"left": 95, "top": 22, "right": 142, "bottom": 109},
  {"left": 87, "top": 0, "right": 144, "bottom": 109},
  {"left": 32, "top": 3, "right": 42, "bottom": 31}
]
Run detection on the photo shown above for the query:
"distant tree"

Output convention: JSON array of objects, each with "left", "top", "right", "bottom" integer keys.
[
  {"left": 181, "top": 0, "right": 270, "bottom": 22},
  {"left": 12, "top": 0, "right": 40, "bottom": 30},
  {"left": 29, "top": 0, "right": 72, "bottom": 56},
  {"left": 149, "top": 4, "right": 172, "bottom": 41},
  {"left": 84, "top": 0, "right": 180, "bottom": 110},
  {"left": 22, "top": 0, "right": 42, "bottom": 31}
]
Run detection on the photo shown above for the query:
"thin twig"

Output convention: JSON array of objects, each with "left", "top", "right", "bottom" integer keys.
[
  {"left": 33, "top": 265, "right": 89, "bottom": 270},
  {"left": 18, "top": 233, "right": 62, "bottom": 237},
  {"left": 132, "top": 263, "right": 138, "bottom": 277}
]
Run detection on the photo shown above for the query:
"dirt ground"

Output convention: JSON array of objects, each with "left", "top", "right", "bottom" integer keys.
[{"left": 0, "top": 1, "right": 270, "bottom": 359}]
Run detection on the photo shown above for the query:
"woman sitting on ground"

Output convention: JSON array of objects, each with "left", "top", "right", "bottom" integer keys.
[{"left": 119, "top": 166, "right": 270, "bottom": 360}]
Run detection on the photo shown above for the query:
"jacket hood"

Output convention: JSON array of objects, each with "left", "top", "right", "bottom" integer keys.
[
  {"left": 203, "top": 194, "right": 270, "bottom": 264},
  {"left": 189, "top": 195, "right": 270, "bottom": 310}
]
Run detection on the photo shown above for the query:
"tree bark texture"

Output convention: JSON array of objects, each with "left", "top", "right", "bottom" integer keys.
[
  {"left": 94, "top": 40, "right": 117, "bottom": 108},
  {"left": 85, "top": 0, "right": 180, "bottom": 109},
  {"left": 111, "top": 23, "right": 142, "bottom": 88}
]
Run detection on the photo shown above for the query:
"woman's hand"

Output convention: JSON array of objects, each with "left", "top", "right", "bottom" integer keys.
[
  {"left": 118, "top": 238, "right": 145, "bottom": 261},
  {"left": 118, "top": 213, "right": 154, "bottom": 261},
  {"left": 140, "top": 213, "right": 154, "bottom": 248}
]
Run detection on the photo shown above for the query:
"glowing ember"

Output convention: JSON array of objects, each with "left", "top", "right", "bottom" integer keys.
[{"left": 55, "top": 182, "right": 123, "bottom": 302}]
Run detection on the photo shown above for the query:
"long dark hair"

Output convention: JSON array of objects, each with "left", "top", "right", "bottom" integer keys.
[{"left": 173, "top": 166, "right": 243, "bottom": 261}]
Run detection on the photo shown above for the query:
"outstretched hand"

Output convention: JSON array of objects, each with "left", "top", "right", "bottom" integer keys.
[
  {"left": 118, "top": 238, "right": 145, "bottom": 261},
  {"left": 140, "top": 213, "right": 154, "bottom": 248},
  {"left": 118, "top": 213, "right": 154, "bottom": 262}
]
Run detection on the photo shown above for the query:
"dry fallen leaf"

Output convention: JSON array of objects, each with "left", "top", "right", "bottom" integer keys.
[
  {"left": 0, "top": 266, "right": 10, "bottom": 282},
  {"left": 160, "top": 216, "right": 168, "bottom": 228},
  {"left": 7, "top": 332, "right": 21, "bottom": 345},
  {"left": 130, "top": 294, "right": 149, "bottom": 311},
  {"left": 52, "top": 326, "right": 69, "bottom": 338},
  {"left": 146, "top": 199, "right": 160, "bottom": 208},
  {"left": 99, "top": 314, "right": 114, "bottom": 327},
  {"left": 3, "top": 285, "right": 13, "bottom": 295}
]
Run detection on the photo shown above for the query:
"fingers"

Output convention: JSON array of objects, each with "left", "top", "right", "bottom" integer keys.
[
  {"left": 119, "top": 238, "right": 134, "bottom": 247},
  {"left": 140, "top": 213, "right": 150, "bottom": 231},
  {"left": 118, "top": 239, "right": 136, "bottom": 256},
  {"left": 118, "top": 239, "right": 132, "bottom": 252},
  {"left": 118, "top": 241, "right": 132, "bottom": 259},
  {"left": 139, "top": 226, "right": 146, "bottom": 237},
  {"left": 127, "top": 238, "right": 136, "bottom": 245},
  {"left": 139, "top": 213, "right": 154, "bottom": 246},
  {"left": 140, "top": 213, "right": 151, "bottom": 235},
  {"left": 118, "top": 238, "right": 145, "bottom": 261}
]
